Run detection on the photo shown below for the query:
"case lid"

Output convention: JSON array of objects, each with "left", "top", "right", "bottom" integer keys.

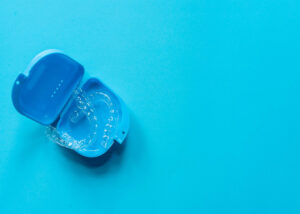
[{"left": 12, "top": 50, "right": 84, "bottom": 125}]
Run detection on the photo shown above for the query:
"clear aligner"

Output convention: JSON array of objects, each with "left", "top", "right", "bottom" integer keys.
[
  {"left": 46, "top": 88, "right": 119, "bottom": 150},
  {"left": 89, "top": 91, "right": 119, "bottom": 149}
]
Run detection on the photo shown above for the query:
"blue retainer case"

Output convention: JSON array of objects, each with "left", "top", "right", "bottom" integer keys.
[{"left": 12, "top": 50, "right": 129, "bottom": 158}]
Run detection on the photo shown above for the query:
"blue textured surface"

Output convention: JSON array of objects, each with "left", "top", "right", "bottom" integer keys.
[{"left": 1, "top": 0, "right": 300, "bottom": 213}]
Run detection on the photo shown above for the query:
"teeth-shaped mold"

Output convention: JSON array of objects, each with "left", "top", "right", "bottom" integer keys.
[
  {"left": 90, "top": 91, "right": 119, "bottom": 149},
  {"left": 46, "top": 87, "right": 120, "bottom": 151}
]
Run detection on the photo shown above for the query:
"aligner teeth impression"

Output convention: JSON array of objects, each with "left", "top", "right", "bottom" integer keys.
[{"left": 47, "top": 88, "right": 119, "bottom": 150}]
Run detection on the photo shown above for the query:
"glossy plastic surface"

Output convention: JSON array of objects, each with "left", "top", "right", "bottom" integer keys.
[
  {"left": 11, "top": 50, "right": 84, "bottom": 125},
  {"left": 11, "top": 50, "right": 129, "bottom": 157}
]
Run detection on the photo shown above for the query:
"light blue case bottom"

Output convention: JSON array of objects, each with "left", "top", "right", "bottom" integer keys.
[{"left": 48, "top": 78, "right": 130, "bottom": 158}]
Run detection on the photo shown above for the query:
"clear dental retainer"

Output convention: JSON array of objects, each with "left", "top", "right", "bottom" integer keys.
[{"left": 11, "top": 49, "right": 130, "bottom": 158}]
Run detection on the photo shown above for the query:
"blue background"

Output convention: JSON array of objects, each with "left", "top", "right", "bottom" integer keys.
[{"left": 1, "top": 0, "right": 300, "bottom": 213}]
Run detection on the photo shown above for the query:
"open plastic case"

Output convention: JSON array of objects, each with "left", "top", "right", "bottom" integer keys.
[{"left": 12, "top": 50, "right": 129, "bottom": 158}]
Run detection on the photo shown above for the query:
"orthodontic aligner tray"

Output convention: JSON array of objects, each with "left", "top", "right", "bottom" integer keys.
[{"left": 12, "top": 49, "right": 129, "bottom": 158}]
